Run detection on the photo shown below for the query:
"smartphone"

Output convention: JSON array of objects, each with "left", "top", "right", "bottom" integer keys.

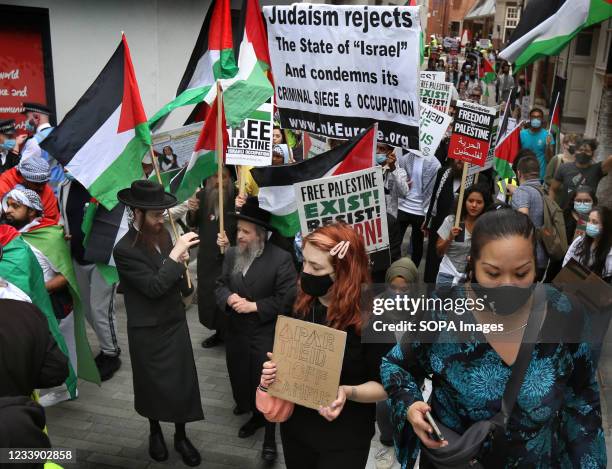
[
  {"left": 455, "top": 222, "right": 466, "bottom": 242},
  {"left": 425, "top": 411, "right": 445, "bottom": 442}
]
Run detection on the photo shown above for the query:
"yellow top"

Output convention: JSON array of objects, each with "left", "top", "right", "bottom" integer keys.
[{"left": 240, "top": 166, "right": 259, "bottom": 197}]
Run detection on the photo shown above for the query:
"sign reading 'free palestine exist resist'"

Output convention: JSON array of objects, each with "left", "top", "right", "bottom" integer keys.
[
  {"left": 294, "top": 167, "right": 389, "bottom": 253},
  {"left": 269, "top": 316, "right": 347, "bottom": 410},
  {"left": 264, "top": 4, "right": 422, "bottom": 151}
]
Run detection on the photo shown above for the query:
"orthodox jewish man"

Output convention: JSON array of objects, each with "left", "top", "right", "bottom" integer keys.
[
  {"left": 113, "top": 180, "right": 203, "bottom": 467},
  {"left": 215, "top": 197, "right": 297, "bottom": 463}
]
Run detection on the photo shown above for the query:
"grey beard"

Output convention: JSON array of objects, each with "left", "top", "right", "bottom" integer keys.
[{"left": 232, "top": 240, "right": 264, "bottom": 275}]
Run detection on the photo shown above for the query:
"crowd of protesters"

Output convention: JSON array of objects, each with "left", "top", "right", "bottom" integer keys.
[{"left": 0, "top": 35, "right": 611, "bottom": 469}]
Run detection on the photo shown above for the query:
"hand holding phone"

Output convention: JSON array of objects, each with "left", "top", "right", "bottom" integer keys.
[{"left": 425, "top": 411, "right": 445, "bottom": 442}]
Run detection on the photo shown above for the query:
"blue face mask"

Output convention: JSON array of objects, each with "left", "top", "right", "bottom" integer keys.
[
  {"left": 375, "top": 153, "right": 388, "bottom": 165},
  {"left": 530, "top": 118, "right": 541, "bottom": 129},
  {"left": 585, "top": 223, "right": 600, "bottom": 238},
  {"left": 574, "top": 201, "right": 592, "bottom": 214},
  {"left": 25, "top": 120, "right": 36, "bottom": 132},
  {"left": 0, "top": 139, "right": 16, "bottom": 151}
]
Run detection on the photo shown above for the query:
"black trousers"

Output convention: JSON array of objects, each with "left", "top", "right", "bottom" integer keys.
[
  {"left": 280, "top": 426, "right": 370, "bottom": 469},
  {"left": 397, "top": 210, "right": 425, "bottom": 267}
]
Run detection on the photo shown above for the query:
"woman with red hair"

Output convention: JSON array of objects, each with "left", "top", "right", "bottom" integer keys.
[{"left": 260, "top": 222, "right": 391, "bottom": 468}]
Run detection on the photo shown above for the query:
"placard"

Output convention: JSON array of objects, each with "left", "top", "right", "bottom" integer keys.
[
  {"left": 448, "top": 100, "right": 496, "bottom": 166},
  {"left": 264, "top": 4, "right": 422, "bottom": 150},
  {"left": 419, "top": 103, "right": 452, "bottom": 158},
  {"left": 467, "top": 117, "right": 498, "bottom": 176},
  {"left": 226, "top": 103, "right": 273, "bottom": 166},
  {"left": 304, "top": 132, "right": 328, "bottom": 159},
  {"left": 419, "top": 79, "right": 452, "bottom": 114},
  {"left": 420, "top": 71, "right": 446, "bottom": 83},
  {"left": 294, "top": 167, "right": 389, "bottom": 253},
  {"left": 268, "top": 316, "right": 347, "bottom": 410},
  {"left": 152, "top": 122, "right": 202, "bottom": 168}
]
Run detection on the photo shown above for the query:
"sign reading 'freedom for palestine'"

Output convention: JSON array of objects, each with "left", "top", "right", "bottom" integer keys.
[{"left": 264, "top": 4, "right": 422, "bottom": 151}]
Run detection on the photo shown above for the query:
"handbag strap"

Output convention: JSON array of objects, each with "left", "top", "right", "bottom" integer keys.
[{"left": 496, "top": 286, "right": 547, "bottom": 428}]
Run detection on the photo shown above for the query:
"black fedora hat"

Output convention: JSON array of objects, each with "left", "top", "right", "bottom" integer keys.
[
  {"left": 230, "top": 197, "right": 274, "bottom": 231},
  {"left": 117, "top": 180, "right": 177, "bottom": 210}
]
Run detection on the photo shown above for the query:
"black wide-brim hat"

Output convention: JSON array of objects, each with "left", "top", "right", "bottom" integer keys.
[
  {"left": 117, "top": 180, "right": 177, "bottom": 210},
  {"left": 229, "top": 196, "right": 275, "bottom": 231}
]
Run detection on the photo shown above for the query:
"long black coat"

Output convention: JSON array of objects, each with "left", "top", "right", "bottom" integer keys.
[
  {"left": 186, "top": 193, "right": 236, "bottom": 332},
  {"left": 215, "top": 242, "right": 297, "bottom": 411},
  {"left": 113, "top": 227, "right": 203, "bottom": 423}
]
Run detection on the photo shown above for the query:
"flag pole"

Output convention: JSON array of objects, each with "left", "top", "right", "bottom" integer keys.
[
  {"left": 150, "top": 146, "right": 192, "bottom": 288},
  {"left": 216, "top": 81, "right": 225, "bottom": 254},
  {"left": 454, "top": 162, "right": 469, "bottom": 229}
]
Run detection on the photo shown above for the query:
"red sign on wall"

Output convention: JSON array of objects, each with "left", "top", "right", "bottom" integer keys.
[{"left": 0, "top": 26, "right": 49, "bottom": 132}]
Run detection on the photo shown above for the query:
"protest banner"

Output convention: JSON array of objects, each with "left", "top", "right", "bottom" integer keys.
[
  {"left": 419, "top": 103, "right": 452, "bottom": 158},
  {"left": 420, "top": 71, "right": 445, "bottom": 83},
  {"left": 419, "top": 79, "right": 452, "bottom": 114},
  {"left": 467, "top": 117, "right": 499, "bottom": 176},
  {"left": 294, "top": 167, "right": 389, "bottom": 253},
  {"left": 152, "top": 122, "right": 202, "bottom": 168},
  {"left": 226, "top": 103, "right": 273, "bottom": 166},
  {"left": 264, "top": 4, "right": 421, "bottom": 151},
  {"left": 448, "top": 100, "right": 496, "bottom": 167},
  {"left": 268, "top": 316, "right": 347, "bottom": 410}
]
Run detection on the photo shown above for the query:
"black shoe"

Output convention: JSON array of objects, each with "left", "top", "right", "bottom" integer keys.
[
  {"left": 149, "top": 432, "right": 168, "bottom": 462},
  {"left": 201, "top": 333, "right": 223, "bottom": 349},
  {"left": 261, "top": 443, "right": 277, "bottom": 463},
  {"left": 238, "top": 416, "right": 265, "bottom": 438},
  {"left": 233, "top": 405, "right": 248, "bottom": 416},
  {"left": 96, "top": 353, "right": 121, "bottom": 381},
  {"left": 174, "top": 436, "right": 201, "bottom": 467}
]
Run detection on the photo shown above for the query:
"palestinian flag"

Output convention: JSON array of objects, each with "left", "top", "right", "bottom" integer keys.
[
  {"left": 23, "top": 226, "right": 100, "bottom": 385},
  {"left": 0, "top": 226, "right": 78, "bottom": 397},
  {"left": 41, "top": 34, "right": 150, "bottom": 210},
  {"left": 148, "top": 0, "right": 238, "bottom": 129},
  {"left": 549, "top": 92, "right": 561, "bottom": 135},
  {"left": 480, "top": 58, "right": 496, "bottom": 84},
  {"left": 251, "top": 126, "right": 376, "bottom": 237},
  {"left": 81, "top": 201, "right": 129, "bottom": 285},
  {"left": 494, "top": 122, "right": 523, "bottom": 179},
  {"left": 499, "top": 0, "right": 612, "bottom": 70},
  {"left": 173, "top": 95, "right": 228, "bottom": 204}
]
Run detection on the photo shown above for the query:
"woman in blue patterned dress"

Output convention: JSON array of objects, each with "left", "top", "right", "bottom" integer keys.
[{"left": 381, "top": 209, "right": 606, "bottom": 468}]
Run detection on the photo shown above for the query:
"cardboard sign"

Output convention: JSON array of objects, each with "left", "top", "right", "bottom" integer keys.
[
  {"left": 448, "top": 100, "right": 496, "bottom": 166},
  {"left": 419, "top": 103, "right": 452, "bottom": 158},
  {"left": 268, "top": 316, "right": 347, "bottom": 410},
  {"left": 419, "top": 79, "right": 452, "bottom": 114},
  {"left": 294, "top": 167, "right": 389, "bottom": 253},
  {"left": 226, "top": 103, "right": 273, "bottom": 166},
  {"left": 264, "top": 4, "right": 422, "bottom": 150}
]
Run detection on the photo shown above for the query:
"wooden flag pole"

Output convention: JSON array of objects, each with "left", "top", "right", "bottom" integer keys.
[
  {"left": 150, "top": 146, "right": 192, "bottom": 288},
  {"left": 216, "top": 81, "right": 226, "bottom": 254},
  {"left": 454, "top": 162, "right": 469, "bottom": 229}
]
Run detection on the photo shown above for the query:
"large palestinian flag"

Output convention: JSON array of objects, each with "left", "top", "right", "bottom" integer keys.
[
  {"left": 41, "top": 34, "right": 150, "bottom": 210},
  {"left": 23, "top": 225, "right": 100, "bottom": 385},
  {"left": 148, "top": 0, "right": 238, "bottom": 129},
  {"left": 499, "top": 0, "right": 612, "bottom": 70},
  {"left": 251, "top": 127, "right": 376, "bottom": 237},
  {"left": 0, "top": 226, "right": 78, "bottom": 397}
]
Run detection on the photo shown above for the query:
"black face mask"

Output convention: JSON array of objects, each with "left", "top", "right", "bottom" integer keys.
[
  {"left": 301, "top": 272, "right": 334, "bottom": 297},
  {"left": 472, "top": 282, "right": 535, "bottom": 316},
  {"left": 567, "top": 145, "right": 576, "bottom": 155},
  {"left": 575, "top": 152, "right": 592, "bottom": 165}
]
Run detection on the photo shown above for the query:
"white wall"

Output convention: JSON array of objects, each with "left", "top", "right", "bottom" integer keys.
[{"left": 4, "top": 0, "right": 289, "bottom": 131}]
